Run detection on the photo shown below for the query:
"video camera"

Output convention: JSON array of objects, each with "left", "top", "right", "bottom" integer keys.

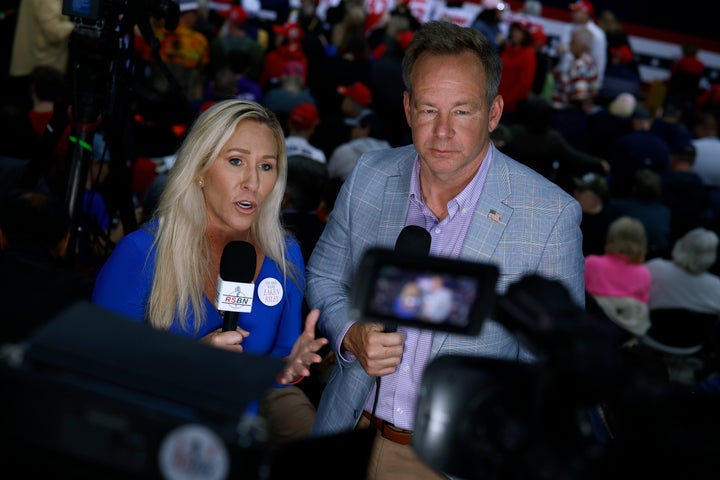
[
  {"left": 350, "top": 247, "right": 499, "bottom": 335},
  {"left": 0, "top": 302, "right": 282, "bottom": 478},
  {"left": 352, "top": 248, "right": 720, "bottom": 479}
]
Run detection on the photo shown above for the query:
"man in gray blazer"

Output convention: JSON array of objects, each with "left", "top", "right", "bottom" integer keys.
[{"left": 305, "top": 20, "right": 585, "bottom": 479}]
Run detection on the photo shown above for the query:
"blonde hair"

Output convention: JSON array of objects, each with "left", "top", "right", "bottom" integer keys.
[
  {"left": 605, "top": 216, "right": 647, "bottom": 263},
  {"left": 147, "top": 100, "right": 292, "bottom": 332}
]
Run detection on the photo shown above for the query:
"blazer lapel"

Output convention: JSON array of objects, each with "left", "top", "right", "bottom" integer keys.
[
  {"left": 461, "top": 148, "right": 512, "bottom": 262},
  {"left": 378, "top": 149, "right": 417, "bottom": 247}
]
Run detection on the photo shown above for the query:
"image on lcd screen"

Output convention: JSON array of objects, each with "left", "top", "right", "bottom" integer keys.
[
  {"left": 66, "top": 0, "right": 93, "bottom": 16},
  {"left": 367, "top": 265, "right": 479, "bottom": 328}
]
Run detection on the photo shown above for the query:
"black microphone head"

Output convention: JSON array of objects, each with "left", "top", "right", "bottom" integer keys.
[
  {"left": 219, "top": 241, "right": 257, "bottom": 282},
  {"left": 395, "top": 225, "right": 431, "bottom": 256}
]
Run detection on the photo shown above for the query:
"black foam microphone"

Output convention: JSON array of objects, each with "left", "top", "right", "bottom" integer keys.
[
  {"left": 385, "top": 225, "right": 432, "bottom": 332},
  {"left": 214, "top": 241, "right": 257, "bottom": 332},
  {"left": 394, "top": 224, "right": 432, "bottom": 257}
]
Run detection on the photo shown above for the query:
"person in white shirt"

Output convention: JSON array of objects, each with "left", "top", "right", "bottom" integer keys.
[
  {"left": 327, "top": 110, "right": 390, "bottom": 180},
  {"left": 285, "top": 102, "right": 326, "bottom": 164},
  {"left": 691, "top": 112, "right": 720, "bottom": 188},
  {"left": 646, "top": 227, "right": 720, "bottom": 314}
]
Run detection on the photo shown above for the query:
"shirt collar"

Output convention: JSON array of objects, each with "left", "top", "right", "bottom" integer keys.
[{"left": 408, "top": 148, "right": 493, "bottom": 215}]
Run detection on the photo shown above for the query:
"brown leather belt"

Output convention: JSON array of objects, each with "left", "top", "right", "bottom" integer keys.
[{"left": 362, "top": 411, "right": 413, "bottom": 445}]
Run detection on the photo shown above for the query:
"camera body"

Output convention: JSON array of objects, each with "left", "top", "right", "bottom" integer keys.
[
  {"left": 350, "top": 247, "right": 499, "bottom": 335},
  {"left": 351, "top": 247, "right": 720, "bottom": 477}
]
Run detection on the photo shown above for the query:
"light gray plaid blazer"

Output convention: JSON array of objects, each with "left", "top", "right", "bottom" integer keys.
[{"left": 306, "top": 143, "right": 585, "bottom": 437}]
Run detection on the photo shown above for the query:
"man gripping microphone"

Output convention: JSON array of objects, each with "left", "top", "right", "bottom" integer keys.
[
  {"left": 216, "top": 241, "right": 257, "bottom": 332},
  {"left": 305, "top": 21, "right": 585, "bottom": 477}
]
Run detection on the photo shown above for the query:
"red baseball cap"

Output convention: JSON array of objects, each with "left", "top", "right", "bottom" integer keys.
[
  {"left": 219, "top": 6, "right": 248, "bottom": 27},
  {"left": 273, "top": 21, "right": 304, "bottom": 42},
  {"left": 289, "top": 102, "right": 320, "bottom": 130},
  {"left": 569, "top": 0, "right": 594, "bottom": 16},
  {"left": 337, "top": 82, "right": 372, "bottom": 108},
  {"left": 526, "top": 21, "right": 548, "bottom": 47}
]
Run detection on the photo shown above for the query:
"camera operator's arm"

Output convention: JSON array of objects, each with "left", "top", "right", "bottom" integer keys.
[{"left": 341, "top": 322, "right": 404, "bottom": 376}]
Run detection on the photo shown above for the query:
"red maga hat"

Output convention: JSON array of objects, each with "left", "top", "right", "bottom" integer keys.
[
  {"left": 273, "top": 21, "right": 304, "bottom": 42},
  {"left": 289, "top": 102, "right": 320, "bottom": 129},
  {"left": 220, "top": 6, "right": 248, "bottom": 27},
  {"left": 337, "top": 82, "right": 372, "bottom": 108},
  {"left": 569, "top": 0, "right": 594, "bottom": 16}
]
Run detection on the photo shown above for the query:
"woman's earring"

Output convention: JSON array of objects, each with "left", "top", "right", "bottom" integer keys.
[{"left": 199, "top": 179, "right": 204, "bottom": 188}]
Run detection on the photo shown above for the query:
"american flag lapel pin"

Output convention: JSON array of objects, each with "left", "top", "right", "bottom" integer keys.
[{"left": 488, "top": 209, "right": 501, "bottom": 222}]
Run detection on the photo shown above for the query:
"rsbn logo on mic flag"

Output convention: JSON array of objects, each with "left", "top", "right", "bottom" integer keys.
[{"left": 215, "top": 281, "right": 254, "bottom": 313}]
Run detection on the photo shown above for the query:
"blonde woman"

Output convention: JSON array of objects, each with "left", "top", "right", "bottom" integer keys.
[{"left": 92, "top": 100, "right": 327, "bottom": 446}]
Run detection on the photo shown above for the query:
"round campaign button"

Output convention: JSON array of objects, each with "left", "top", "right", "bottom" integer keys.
[
  {"left": 257, "top": 277, "right": 283, "bottom": 307},
  {"left": 158, "top": 423, "right": 230, "bottom": 480}
]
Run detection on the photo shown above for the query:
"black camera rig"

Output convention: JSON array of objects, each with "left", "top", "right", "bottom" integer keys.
[{"left": 60, "top": 0, "right": 179, "bottom": 268}]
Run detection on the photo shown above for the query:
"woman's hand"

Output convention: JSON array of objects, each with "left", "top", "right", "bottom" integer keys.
[
  {"left": 276, "top": 309, "right": 328, "bottom": 385},
  {"left": 200, "top": 327, "right": 250, "bottom": 353}
]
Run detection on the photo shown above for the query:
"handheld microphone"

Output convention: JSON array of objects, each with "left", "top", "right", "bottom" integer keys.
[
  {"left": 214, "top": 241, "right": 257, "bottom": 332},
  {"left": 385, "top": 225, "right": 432, "bottom": 332}
]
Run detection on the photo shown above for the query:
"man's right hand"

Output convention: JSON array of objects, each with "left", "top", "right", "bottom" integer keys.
[{"left": 342, "top": 322, "right": 404, "bottom": 376}]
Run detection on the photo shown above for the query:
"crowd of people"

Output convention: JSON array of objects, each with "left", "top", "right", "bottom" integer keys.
[{"left": 2, "top": 0, "right": 720, "bottom": 478}]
